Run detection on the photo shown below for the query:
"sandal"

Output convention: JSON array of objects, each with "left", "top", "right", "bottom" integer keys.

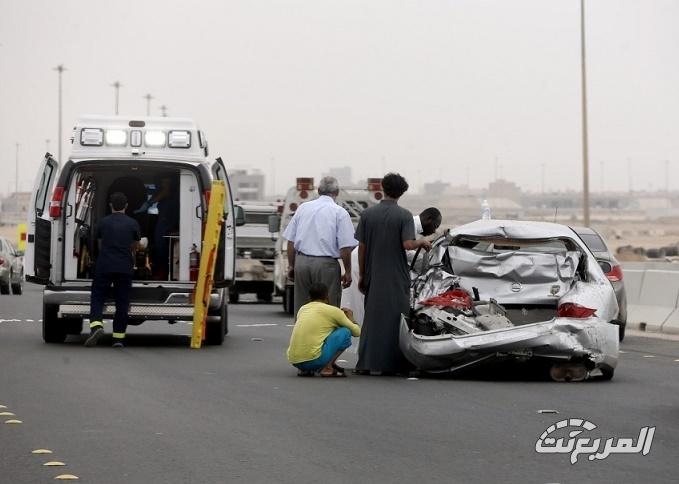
[
  {"left": 320, "top": 369, "right": 347, "bottom": 378},
  {"left": 297, "top": 369, "right": 315, "bottom": 377},
  {"left": 332, "top": 363, "right": 345, "bottom": 374}
]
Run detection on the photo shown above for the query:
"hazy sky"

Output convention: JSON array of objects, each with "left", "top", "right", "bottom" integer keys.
[{"left": 1, "top": 0, "right": 677, "bottom": 196}]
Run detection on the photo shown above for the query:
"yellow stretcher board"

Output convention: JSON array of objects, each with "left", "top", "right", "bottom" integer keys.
[
  {"left": 191, "top": 181, "right": 226, "bottom": 349},
  {"left": 17, "top": 223, "right": 27, "bottom": 251}
]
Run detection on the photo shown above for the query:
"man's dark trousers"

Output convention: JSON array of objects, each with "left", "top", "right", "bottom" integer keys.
[{"left": 89, "top": 272, "right": 133, "bottom": 338}]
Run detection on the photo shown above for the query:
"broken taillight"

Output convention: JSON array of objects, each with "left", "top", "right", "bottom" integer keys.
[
  {"left": 557, "top": 303, "right": 596, "bottom": 318},
  {"left": 606, "top": 265, "right": 624, "bottom": 282},
  {"left": 204, "top": 190, "right": 211, "bottom": 206},
  {"left": 49, "top": 186, "right": 65, "bottom": 218}
]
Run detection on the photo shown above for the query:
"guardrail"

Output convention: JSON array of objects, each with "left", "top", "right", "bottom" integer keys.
[{"left": 622, "top": 262, "right": 679, "bottom": 334}]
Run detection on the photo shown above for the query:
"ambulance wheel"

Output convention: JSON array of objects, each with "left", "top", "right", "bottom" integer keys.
[
  {"left": 205, "top": 303, "right": 227, "bottom": 345},
  {"left": 229, "top": 291, "right": 239, "bottom": 304},
  {"left": 257, "top": 291, "right": 272, "bottom": 303},
  {"left": 42, "top": 303, "right": 67, "bottom": 343},
  {"left": 599, "top": 367, "right": 615, "bottom": 381},
  {"left": 65, "top": 318, "right": 84, "bottom": 335},
  {"left": 284, "top": 286, "right": 294, "bottom": 315}
]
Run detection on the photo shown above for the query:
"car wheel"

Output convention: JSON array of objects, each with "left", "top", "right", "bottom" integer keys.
[
  {"left": 618, "top": 323, "right": 626, "bottom": 342},
  {"left": 0, "top": 278, "right": 10, "bottom": 295},
  {"left": 284, "top": 286, "right": 294, "bottom": 315},
  {"left": 43, "top": 303, "right": 67, "bottom": 343},
  {"left": 11, "top": 273, "right": 22, "bottom": 295},
  {"left": 599, "top": 367, "right": 615, "bottom": 381},
  {"left": 257, "top": 291, "right": 273, "bottom": 303},
  {"left": 229, "top": 291, "right": 239, "bottom": 304}
]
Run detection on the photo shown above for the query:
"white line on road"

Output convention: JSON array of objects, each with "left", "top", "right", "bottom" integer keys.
[
  {"left": 236, "top": 323, "right": 279, "bottom": 327},
  {"left": 642, "top": 355, "right": 656, "bottom": 358}
]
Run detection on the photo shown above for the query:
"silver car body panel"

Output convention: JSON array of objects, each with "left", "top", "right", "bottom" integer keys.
[{"left": 401, "top": 220, "right": 619, "bottom": 374}]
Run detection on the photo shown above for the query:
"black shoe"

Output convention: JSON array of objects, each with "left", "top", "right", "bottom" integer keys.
[
  {"left": 112, "top": 340, "right": 125, "bottom": 348},
  {"left": 84, "top": 327, "right": 104, "bottom": 347}
]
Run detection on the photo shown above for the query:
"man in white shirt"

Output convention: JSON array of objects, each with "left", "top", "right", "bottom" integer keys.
[
  {"left": 341, "top": 206, "right": 441, "bottom": 325},
  {"left": 283, "top": 176, "right": 357, "bottom": 318}
]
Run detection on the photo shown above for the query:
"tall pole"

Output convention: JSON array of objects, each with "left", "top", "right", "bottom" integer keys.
[
  {"left": 111, "top": 81, "right": 122, "bottom": 115},
  {"left": 580, "top": 0, "right": 590, "bottom": 226},
  {"left": 144, "top": 93, "right": 153, "bottom": 116},
  {"left": 15, "top": 143, "right": 19, "bottom": 194},
  {"left": 54, "top": 64, "right": 65, "bottom": 162}
]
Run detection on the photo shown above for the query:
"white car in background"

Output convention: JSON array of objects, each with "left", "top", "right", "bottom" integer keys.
[
  {"left": 0, "top": 236, "right": 24, "bottom": 295},
  {"left": 400, "top": 220, "right": 619, "bottom": 381}
]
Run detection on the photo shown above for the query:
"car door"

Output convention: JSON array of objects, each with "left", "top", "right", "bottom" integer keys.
[
  {"left": 211, "top": 157, "right": 236, "bottom": 285},
  {"left": 25, "top": 154, "right": 60, "bottom": 284}
]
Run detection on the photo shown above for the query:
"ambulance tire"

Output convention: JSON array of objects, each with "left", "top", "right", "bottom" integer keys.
[
  {"left": 284, "top": 286, "right": 294, "bottom": 315},
  {"left": 229, "top": 291, "right": 239, "bottom": 304},
  {"left": 65, "top": 318, "right": 84, "bottom": 335},
  {"left": 42, "top": 303, "right": 67, "bottom": 343},
  {"left": 205, "top": 303, "right": 227, "bottom": 345}
]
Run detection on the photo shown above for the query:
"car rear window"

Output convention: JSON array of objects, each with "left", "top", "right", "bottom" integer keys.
[{"left": 578, "top": 233, "right": 608, "bottom": 252}]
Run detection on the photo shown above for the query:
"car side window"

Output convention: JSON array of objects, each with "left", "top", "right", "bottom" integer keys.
[{"left": 35, "top": 163, "right": 54, "bottom": 216}]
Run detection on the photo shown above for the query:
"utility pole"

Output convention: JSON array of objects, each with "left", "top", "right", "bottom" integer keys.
[
  {"left": 160, "top": 105, "right": 168, "bottom": 117},
  {"left": 111, "top": 81, "right": 122, "bottom": 115},
  {"left": 54, "top": 64, "right": 66, "bottom": 162},
  {"left": 144, "top": 93, "right": 153, "bottom": 116},
  {"left": 580, "top": 0, "right": 591, "bottom": 226},
  {"left": 15, "top": 143, "right": 19, "bottom": 194}
]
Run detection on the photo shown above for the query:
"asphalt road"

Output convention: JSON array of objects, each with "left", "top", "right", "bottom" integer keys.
[{"left": 1, "top": 284, "right": 678, "bottom": 484}]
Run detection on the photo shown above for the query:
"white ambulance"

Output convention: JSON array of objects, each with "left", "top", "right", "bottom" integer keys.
[
  {"left": 271, "top": 177, "right": 383, "bottom": 314},
  {"left": 25, "top": 116, "right": 238, "bottom": 345}
]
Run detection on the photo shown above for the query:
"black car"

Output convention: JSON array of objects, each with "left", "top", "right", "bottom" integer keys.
[{"left": 570, "top": 226, "right": 626, "bottom": 341}]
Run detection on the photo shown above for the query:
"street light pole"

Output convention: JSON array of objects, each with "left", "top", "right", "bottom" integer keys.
[
  {"left": 580, "top": 0, "right": 590, "bottom": 226},
  {"left": 144, "top": 93, "right": 153, "bottom": 116},
  {"left": 111, "top": 81, "right": 122, "bottom": 115},
  {"left": 54, "top": 64, "right": 66, "bottom": 162}
]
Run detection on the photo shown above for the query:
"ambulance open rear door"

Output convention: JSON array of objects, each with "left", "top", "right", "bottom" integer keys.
[
  {"left": 25, "top": 154, "right": 60, "bottom": 285},
  {"left": 211, "top": 157, "right": 236, "bottom": 285}
]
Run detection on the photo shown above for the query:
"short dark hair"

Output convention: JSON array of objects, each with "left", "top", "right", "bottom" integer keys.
[
  {"left": 308, "top": 282, "right": 329, "bottom": 301},
  {"left": 381, "top": 173, "right": 409, "bottom": 199},
  {"left": 420, "top": 207, "right": 442, "bottom": 224},
  {"left": 109, "top": 192, "right": 128, "bottom": 211}
]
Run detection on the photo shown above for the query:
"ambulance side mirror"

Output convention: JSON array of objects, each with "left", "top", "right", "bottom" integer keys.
[
  {"left": 268, "top": 214, "right": 280, "bottom": 234},
  {"left": 235, "top": 205, "right": 246, "bottom": 227}
]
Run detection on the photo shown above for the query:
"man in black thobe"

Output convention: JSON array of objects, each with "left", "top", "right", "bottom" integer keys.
[
  {"left": 85, "top": 192, "right": 141, "bottom": 348},
  {"left": 354, "top": 173, "right": 431, "bottom": 375}
]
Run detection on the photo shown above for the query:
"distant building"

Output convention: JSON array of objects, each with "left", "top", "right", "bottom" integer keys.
[
  {"left": 487, "top": 179, "right": 522, "bottom": 202},
  {"left": 228, "top": 170, "right": 265, "bottom": 201},
  {"left": 0, "top": 192, "right": 31, "bottom": 225},
  {"left": 422, "top": 181, "right": 450, "bottom": 197},
  {"left": 323, "top": 166, "right": 353, "bottom": 187}
]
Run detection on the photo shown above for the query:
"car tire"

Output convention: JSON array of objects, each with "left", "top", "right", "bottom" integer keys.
[
  {"left": 0, "top": 279, "right": 10, "bottom": 295},
  {"left": 43, "top": 303, "right": 67, "bottom": 343},
  {"left": 229, "top": 291, "right": 239, "bottom": 304},
  {"left": 600, "top": 367, "right": 615, "bottom": 381},
  {"left": 284, "top": 286, "right": 294, "bottom": 315},
  {"left": 11, "top": 273, "right": 22, "bottom": 295},
  {"left": 617, "top": 322, "right": 626, "bottom": 342},
  {"left": 257, "top": 291, "right": 273, "bottom": 303}
]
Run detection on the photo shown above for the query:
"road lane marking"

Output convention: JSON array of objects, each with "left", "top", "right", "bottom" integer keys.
[
  {"left": 236, "top": 323, "right": 278, "bottom": 327},
  {"left": 4, "top": 419, "right": 23, "bottom": 424},
  {"left": 32, "top": 449, "right": 53, "bottom": 454},
  {"left": 44, "top": 462, "right": 66, "bottom": 467},
  {"left": 0, "top": 412, "right": 16, "bottom": 416},
  {"left": 642, "top": 355, "right": 656, "bottom": 358},
  {"left": 55, "top": 475, "right": 79, "bottom": 480}
]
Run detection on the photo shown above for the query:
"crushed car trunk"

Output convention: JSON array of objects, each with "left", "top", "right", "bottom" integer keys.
[{"left": 401, "top": 231, "right": 619, "bottom": 379}]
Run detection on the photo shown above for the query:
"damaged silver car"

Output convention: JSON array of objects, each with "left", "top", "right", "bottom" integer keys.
[{"left": 400, "top": 220, "right": 619, "bottom": 381}]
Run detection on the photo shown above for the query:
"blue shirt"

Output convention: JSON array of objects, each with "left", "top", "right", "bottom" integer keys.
[
  {"left": 283, "top": 195, "right": 357, "bottom": 258},
  {"left": 95, "top": 213, "right": 141, "bottom": 274}
]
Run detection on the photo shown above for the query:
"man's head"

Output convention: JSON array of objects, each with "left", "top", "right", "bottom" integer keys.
[
  {"left": 318, "top": 176, "right": 340, "bottom": 198},
  {"left": 109, "top": 192, "right": 128, "bottom": 212},
  {"left": 419, "top": 207, "right": 442, "bottom": 236},
  {"left": 308, "top": 282, "right": 330, "bottom": 303},
  {"left": 381, "top": 173, "right": 409, "bottom": 200}
]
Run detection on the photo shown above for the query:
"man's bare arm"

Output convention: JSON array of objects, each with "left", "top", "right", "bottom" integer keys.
[
  {"left": 286, "top": 240, "right": 296, "bottom": 280},
  {"left": 403, "top": 239, "right": 431, "bottom": 251},
  {"left": 340, "top": 247, "right": 352, "bottom": 288}
]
